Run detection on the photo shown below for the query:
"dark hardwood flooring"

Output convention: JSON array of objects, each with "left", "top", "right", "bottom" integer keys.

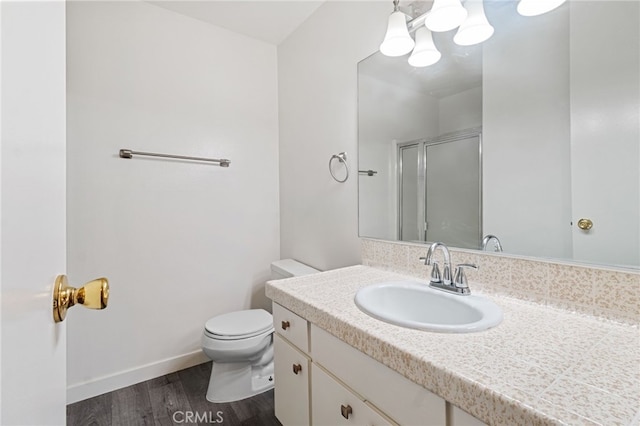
[{"left": 67, "top": 362, "right": 281, "bottom": 426}]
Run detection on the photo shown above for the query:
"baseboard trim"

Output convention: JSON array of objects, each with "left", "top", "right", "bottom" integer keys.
[{"left": 67, "top": 350, "right": 209, "bottom": 404}]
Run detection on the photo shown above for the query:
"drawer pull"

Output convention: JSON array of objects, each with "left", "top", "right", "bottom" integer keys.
[
  {"left": 340, "top": 404, "right": 353, "bottom": 419},
  {"left": 281, "top": 320, "right": 290, "bottom": 330},
  {"left": 292, "top": 363, "right": 302, "bottom": 375}
]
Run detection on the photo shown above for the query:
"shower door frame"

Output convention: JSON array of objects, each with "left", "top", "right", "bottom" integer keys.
[{"left": 397, "top": 127, "right": 483, "bottom": 246}]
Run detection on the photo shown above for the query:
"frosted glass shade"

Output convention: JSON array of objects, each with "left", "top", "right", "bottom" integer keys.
[
  {"left": 517, "top": 0, "right": 567, "bottom": 16},
  {"left": 408, "top": 27, "right": 442, "bottom": 67},
  {"left": 425, "top": 0, "right": 468, "bottom": 32},
  {"left": 454, "top": 0, "right": 494, "bottom": 46},
  {"left": 380, "top": 11, "right": 415, "bottom": 57}
]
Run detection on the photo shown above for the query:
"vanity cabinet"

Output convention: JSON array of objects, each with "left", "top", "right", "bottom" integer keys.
[
  {"left": 311, "top": 324, "right": 445, "bottom": 426},
  {"left": 311, "top": 363, "right": 394, "bottom": 425},
  {"left": 448, "top": 405, "right": 487, "bottom": 426},
  {"left": 273, "top": 303, "right": 311, "bottom": 425},
  {"left": 274, "top": 303, "right": 456, "bottom": 425}
]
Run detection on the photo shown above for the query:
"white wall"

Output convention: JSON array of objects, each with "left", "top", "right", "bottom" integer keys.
[
  {"left": 66, "top": 1, "right": 280, "bottom": 402},
  {"left": 570, "top": 1, "right": 639, "bottom": 267},
  {"left": 278, "top": 2, "right": 392, "bottom": 271},
  {"left": 482, "top": 6, "right": 572, "bottom": 259},
  {"left": 438, "top": 86, "right": 482, "bottom": 135},
  {"left": 358, "top": 74, "right": 438, "bottom": 240}
]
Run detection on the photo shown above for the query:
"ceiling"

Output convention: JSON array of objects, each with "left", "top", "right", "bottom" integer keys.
[{"left": 149, "top": 1, "right": 325, "bottom": 45}]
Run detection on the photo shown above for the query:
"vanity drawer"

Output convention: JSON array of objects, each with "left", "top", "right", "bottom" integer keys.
[
  {"left": 274, "top": 334, "right": 310, "bottom": 426},
  {"left": 448, "top": 404, "right": 487, "bottom": 426},
  {"left": 311, "top": 364, "right": 394, "bottom": 426},
  {"left": 273, "top": 302, "right": 309, "bottom": 353},
  {"left": 311, "top": 325, "right": 446, "bottom": 426}
]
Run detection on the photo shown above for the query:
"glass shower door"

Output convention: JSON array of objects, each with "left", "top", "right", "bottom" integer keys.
[{"left": 425, "top": 135, "right": 481, "bottom": 249}]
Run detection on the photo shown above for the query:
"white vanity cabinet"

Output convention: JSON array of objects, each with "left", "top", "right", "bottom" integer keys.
[
  {"left": 311, "top": 325, "right": 445, "bottom": 426},
  {"left": 273, "top": 303, "right": 482, "bottom": 426},
  {"left": 311, "top": 363, "right": 394, "bottom": 426},
  {"left": 273, "top": 303, "right": 311, "bottom": 425},
  {"left": 448, "top": 405, "right": 488, "bottom": 426}
]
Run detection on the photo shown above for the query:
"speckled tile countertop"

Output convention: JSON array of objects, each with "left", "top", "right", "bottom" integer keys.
[{"left": 265, "top": 265, "right": 640, "bottom": 426}]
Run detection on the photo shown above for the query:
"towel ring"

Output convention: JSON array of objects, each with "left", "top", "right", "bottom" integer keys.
[{"left": 329, "top": 152, "right": 349, "bottom": 183}]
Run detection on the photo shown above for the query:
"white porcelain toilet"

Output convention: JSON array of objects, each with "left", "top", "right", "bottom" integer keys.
[{"left": 201, "top": 259, "right": 319, "bottom": 403}]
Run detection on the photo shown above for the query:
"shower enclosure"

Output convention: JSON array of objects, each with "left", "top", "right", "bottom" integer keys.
[{"left": 398, "top": 129, "right": 482, "bottom": 249}]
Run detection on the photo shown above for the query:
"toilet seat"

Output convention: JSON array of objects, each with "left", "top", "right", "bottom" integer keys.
[{"left": 204, "top": 309, "right": 273, "bottom": 341}]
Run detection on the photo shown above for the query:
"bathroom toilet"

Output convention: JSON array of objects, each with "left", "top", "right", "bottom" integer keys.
[{"left": 202, "top": 259, "right": 319, "bottom": 403}]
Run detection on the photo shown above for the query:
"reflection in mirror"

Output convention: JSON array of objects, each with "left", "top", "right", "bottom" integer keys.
[
  {"left": 358, "top": 1, "right": 639, "bottom": 269},
  {"left": 397, "top": 130, "right": 482, "bottom": 249}
]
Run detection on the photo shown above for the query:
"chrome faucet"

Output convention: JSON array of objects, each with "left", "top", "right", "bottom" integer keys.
[
  {"left": 482, "top": 235, "right": 503, "bottom": 252},
  {"left": 423, "top": 242, "right": 452, "bottom": 284},
  {"left": 420, "top": 242, "right": 478, "bottom": 295}
]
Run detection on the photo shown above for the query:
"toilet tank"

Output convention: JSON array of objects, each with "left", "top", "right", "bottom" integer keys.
[{"left": 270, "top": 259, "right": 319, "bottom": 280}]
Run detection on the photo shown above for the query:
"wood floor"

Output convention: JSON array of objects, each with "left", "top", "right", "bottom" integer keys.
[{"left": 67, "top": 362, "right": 281, "bottom": 426}]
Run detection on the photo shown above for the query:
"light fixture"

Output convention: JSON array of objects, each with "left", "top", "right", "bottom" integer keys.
[
  {"left": 454, "top": 0, "right": 494, "bottom": 46},
  {"left": 425, "top": 0, "right": 468, "bottom": 32},
  {"left": 408, "top": 27, "right": 442, "bottom": 67},
  {"left": 517, "top": 0, "right": 567, "bottom": 17},
  {"left": 380, "top": 0, "right": 415, "bottom": 57},
  {"left": 381, "top": 0, "right": 538, "bottom": 68}
]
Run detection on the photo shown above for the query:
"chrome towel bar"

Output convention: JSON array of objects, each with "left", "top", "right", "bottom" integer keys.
[{"left": 119, "top": 149, "right": 230, "bottom": 167}]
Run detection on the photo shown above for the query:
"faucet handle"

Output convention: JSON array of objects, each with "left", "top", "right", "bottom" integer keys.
[
  {"left": 429, "top": 261, "right": 441, "bottom": 283},
  {"left": 419, "top": 256, "right": 428, "bottom": 265},
  {"left": 453, "top": 263, "right": 478, "bottom": 289}
]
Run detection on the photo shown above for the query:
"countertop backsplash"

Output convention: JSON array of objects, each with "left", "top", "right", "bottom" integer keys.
[{"left": 361, "top": 238, "right": 640, "bottom": 325}]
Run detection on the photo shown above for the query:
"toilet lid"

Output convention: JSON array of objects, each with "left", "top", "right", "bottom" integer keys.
[{"left": 204, "top": 309, "right": 273, "bottom": 338}]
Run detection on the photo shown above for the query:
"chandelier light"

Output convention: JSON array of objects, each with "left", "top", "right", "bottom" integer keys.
[
  {"left": 453, "top": 0, "right": 494, "bottom": 46},
  {"left": 408, "top": 27, "right": 442, "bottom": 67},
  {"left": 517, "top": 0, "right": 567, "bottom": 16},
  {"left": 379, "top": 0, "right": 567, "bottom": 68},
  {"left": 425, "top": 0, "right": 468, "bottom": 32},
  {"left": 379, "top": 0, "right": 415, "bottom": 57}
]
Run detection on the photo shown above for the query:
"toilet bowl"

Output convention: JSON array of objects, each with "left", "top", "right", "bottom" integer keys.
[
  {"left": 201, "top": 309, "right": 274, "bottom": 403},
  {"left": 201, "top": 259, "right": 319, "bottom": 403}
]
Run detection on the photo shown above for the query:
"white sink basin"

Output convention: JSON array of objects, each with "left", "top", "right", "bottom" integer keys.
[{"left": 354, "top": 281, "right": 503, "bottom": 333}]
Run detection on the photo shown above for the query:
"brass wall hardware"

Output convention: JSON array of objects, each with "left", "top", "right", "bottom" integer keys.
[
  {"left": 281, "top": 320, "right": 290, "bottom": 330},
  {"left": 292, "top": 363, "right": 302, "bottom": 375},
  {"left": 577, "top": 218, "right": 593, "bottom": 230},
  {"left": 340, "top": 404, "right": 353, "bottom": 419},
  {"left": 53, "top": 275, "right": 109, "bottom": 323}
]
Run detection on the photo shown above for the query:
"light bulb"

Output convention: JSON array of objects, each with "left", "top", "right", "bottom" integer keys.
[
  {"left": 425, "top": 0, "right": 468, "bottom": 32},
  {"left": 517, "top": 0, "right": 567, "bottom": 17},
  {"left": 380, "top": 11, "right": 415, "bottom": 57},
  {"left": 454, "top": 0, "right": 494, "bottom": 46},
  {"left": 408, "top": 27, "right": 442, "bottom": 67}
]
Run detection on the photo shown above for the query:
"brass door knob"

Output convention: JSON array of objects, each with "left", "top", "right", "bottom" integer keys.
[
  {"left": 281, "top": 320, "right": 290, "bottom": 330},
  {"left": 340, "top": 404, "right": 353, "bottom": 419},
  {"left": 577, "top": 218, "right": 593, "bottom": 230},
  {"left": 53, "top": 275, "right": 109, "bottom": 323},
  {"left": 292, "top": 363, "right": 302, "bottom": 375}
]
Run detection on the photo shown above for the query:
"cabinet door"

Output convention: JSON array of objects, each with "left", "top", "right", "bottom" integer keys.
[
  {"left": 448, "top": 404, "right": 487, "bottom": 426},
  {"left": 311, "top": 325, "right": 446, "bottom": 425},
  {"left": 311, "top": 364, "right": 394, "bottom": 426},
  {"left": 274, "top": 334, "right": 310, "bottom": 425},
  {"left": 273, "top": 303, "right": 309, "bottom": 352}
]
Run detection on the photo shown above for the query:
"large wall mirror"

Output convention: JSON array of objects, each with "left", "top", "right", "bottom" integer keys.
[{"left": 358, "top": 0, "right": 639, "bottom": 269}]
